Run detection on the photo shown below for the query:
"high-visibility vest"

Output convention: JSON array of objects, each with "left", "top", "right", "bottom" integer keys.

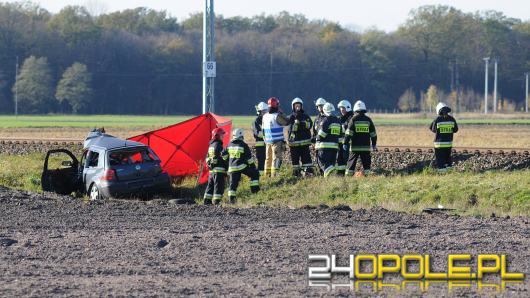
[{"left": 262, "top": 113, "right": 284, "bottom": 144}]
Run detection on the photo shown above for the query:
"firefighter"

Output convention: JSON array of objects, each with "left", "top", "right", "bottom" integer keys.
[
  {"left": 336, "top": 100, "right": 354, "bottom": 176},
  {"left": 252, "top": 101, "right": 268, "bottom": 175},
  {"left": 430, "top": 102, "right": 459, "bottom": 172},
  {"left": 315, "top": 102, "right": 342, "bottom": 177},
  {"left": 262, "top": 97, "right": 290, "bottom": 177},
  {"left": 287, "top": 97, "right": 314, "bottom": 176},
  {"left": 312, "top": 97, "right": 327, "bottom": 144},
  {"left": 344, "top": 100, "right": 377, "bottom": 176},
  {"left": 203, "top": 127, "right": 228, "bottom": 205},
  {"left": 225, "top": 128, "right": 260, "bottom": 203}
]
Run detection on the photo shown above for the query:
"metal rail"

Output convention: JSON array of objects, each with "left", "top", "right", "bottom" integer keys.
[{"left": 0, "top": 138, "right": 528, "bottom": 155}]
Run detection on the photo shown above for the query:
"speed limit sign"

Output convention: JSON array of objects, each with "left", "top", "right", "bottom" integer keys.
[{"left": 203, "top": 61, "right": 216, "bottom": 77}]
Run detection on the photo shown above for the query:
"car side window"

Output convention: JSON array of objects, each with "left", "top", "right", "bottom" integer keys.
[{"left": 87, "top": 151, "right": 100, "bottom": 168}]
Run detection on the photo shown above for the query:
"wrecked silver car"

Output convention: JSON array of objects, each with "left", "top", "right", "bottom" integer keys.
[{"left": 42, "top": 130, "right": 170, "bottom": 200}]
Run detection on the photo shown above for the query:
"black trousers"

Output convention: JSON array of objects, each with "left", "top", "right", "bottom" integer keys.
[
  {"left": 204, "top": 172, "right": 226, "bottom": 201},
  {"left": 435, "top": 148, "right": 452, "bottom": 169},
  {"left": 228, "top": 166, "right": 260, "bottom": 199},
  {"left": 289, "top": 145, "right": 313, "bottom": 175},
  {"left": 317, "top": 149, "right": 337, "bottom": 177},
  {"left": 336, "top": 146, "right": 349, "bottom": 175},
  {"left": 255, "top": 145, "right": 266, "bottom": 173},
  {"left": 346, "top": 151, "right": 371, "bottom": 175}
]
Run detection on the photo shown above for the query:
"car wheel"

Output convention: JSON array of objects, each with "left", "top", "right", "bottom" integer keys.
[{"left": 89, "top": 183, "right": 101, "bottom": 201}]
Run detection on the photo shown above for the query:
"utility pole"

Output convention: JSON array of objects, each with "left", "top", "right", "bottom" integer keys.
[
  {"left": 14, "top": 56, "right": 19, "bottom": 116},
  {"left": 493, "top": 58, "right": 498, "bottom": 113},
  {"left": 202, "top": 0, "right": 216, "bottom": 114},
  {"left": 524, "top": 72, "right": 530, "bottom": 113},
  {"left": 483, "top": 57, "right": 489, "bottom": 114}
]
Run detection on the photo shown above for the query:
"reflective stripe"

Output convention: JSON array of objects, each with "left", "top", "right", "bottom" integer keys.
[
  {"left": 250, "top": 180, "right": 259, "bottom": 186},
  {"left": 345, "top": 170, "right": 354, "bottom": 176},
  {"left": 318, "top": 129, "right": 327, "bottom": 138},
  {"left": 228, "top": 164, "right": 248, "bottom": 172},
  {"left": 369, "top": 132, "right": 377, "bottom": 137},
  {"left": 204, "top": 194, "right": 213, "bottom": 199},
  {"left": 315, "top": 142, "right": 338, "bottom": 149},
  {"left": 335, "top": 165, "right": 346, "bottom": 170},
  {"left": 434, "top": 141, "right": 453, "bottom": 148},
  {"left": 324, "top": 165, "right": 335, "bottom": 177},
  {"left": 350, "top": 146, "right": 371, "bottom": 152},
  {"left": 255, "top": 141, "right": 265, "bottom": 147},
  {"left": 292, "top": 165, "right": 301, "bottom": 169},
  {"left": 288, "top": 139, "right": 312, "bottom": 147},
  {"left": 210, "top": 167, "right": 227, "bottom": 173},
  {"left": 213, "top": 194, "right": 223, "bottom": 199},
  {"left": 228, "top": 190, "right": 236, "bottom": 196}
]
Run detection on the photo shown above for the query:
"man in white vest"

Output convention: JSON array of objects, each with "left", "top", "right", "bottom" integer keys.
[{"left": 262, "top": 97, "right": 290, "bottom": 177}]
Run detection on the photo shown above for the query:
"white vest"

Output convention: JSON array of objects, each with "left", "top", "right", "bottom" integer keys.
[{"left": 262, "top": 113, "right": 284, "bottom": 144}]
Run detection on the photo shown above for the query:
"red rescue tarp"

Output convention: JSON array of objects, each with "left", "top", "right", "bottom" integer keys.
[{"left": 128, "top": 113, "right": 232, "bottom": 184}]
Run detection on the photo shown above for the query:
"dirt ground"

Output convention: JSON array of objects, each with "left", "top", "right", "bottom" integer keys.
[{"left": 0, "top": 186, "right": 528, "bottom": 297}]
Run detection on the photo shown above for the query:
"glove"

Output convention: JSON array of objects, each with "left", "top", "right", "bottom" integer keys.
[{"left": 342, "top": 144, "right": 349, "bottom": 152}]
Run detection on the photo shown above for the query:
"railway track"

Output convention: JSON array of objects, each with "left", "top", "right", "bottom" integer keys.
[{"left": 0, "top": 137, "right": 528, "bottom": 155}]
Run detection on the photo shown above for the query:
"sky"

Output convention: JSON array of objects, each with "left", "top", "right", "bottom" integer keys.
[{"left": 24, "top": 0, "right": 530, "bottom": 32}]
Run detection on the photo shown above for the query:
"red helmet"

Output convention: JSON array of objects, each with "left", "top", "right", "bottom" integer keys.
[
  {"left": 267, "top": 97, "right": 280, "bottom": 108},
  {"left": 211, "top": 127, "right": 225, "bottom": 140}
]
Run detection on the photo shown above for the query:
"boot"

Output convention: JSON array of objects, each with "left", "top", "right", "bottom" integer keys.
[
  {"left": 204, "top": 198, "right": 212, "bottom": 205},
  {"left": 229, "top": 196, "right": 236, "bottom": 204},
  {"left": 212, "top": 199, "right": 221, "bottom": 205}
]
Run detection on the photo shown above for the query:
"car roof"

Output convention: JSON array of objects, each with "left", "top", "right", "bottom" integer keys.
[{"left": 85, "top": 134, "right": 146, "bottom": 151}]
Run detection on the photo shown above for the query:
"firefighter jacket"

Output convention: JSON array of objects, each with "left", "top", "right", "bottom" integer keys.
[
  {"left": 287, "top": 110, "right": 313, "bottom": 147},
  {"left": 252, "top": 115, "right": 265, "bottom": 148},
  {"left": 429, "top": 115, "right": 459, "bottom": 148},
  {"left": 315, "top": 115, "right": 342, "bottom": 150},
  {"left": 344, "top": 113, "right": 377, "bottom": 151},
  {"left": 223, "top": 139, "right": 256, "bottom": 173},
  {"left": 339, "top": 111, "right": 354, "bottom": 144},
  {"left": 206, "top": 139, "right": 228, "bottom": 173},
  {"left": 312, "top": 113, "right": 325, "bottom": 141}
]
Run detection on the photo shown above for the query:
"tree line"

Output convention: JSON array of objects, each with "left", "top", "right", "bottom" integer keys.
[{"left": 0, "top": 2, "right": 529, "bottom": 115}]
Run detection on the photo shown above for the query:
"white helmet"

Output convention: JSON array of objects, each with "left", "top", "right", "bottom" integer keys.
[
  {"left": 322, "top": 102, "right": 335, "bottom": 116},
  {"left": 353, "top": 100, "right": 367, "bottom": 112},
  {"left": 315, "top": 98, "right": 327, "bottom": 106},
  {"left": 337, "top": 100, "right": 352, "bottom": 112},
  {"left": 292, "top": 97, "right": 303, "bottom": 107},
  {"left": 256, "top": 102, "right": 268, "bottom": 113},
  {"left": 232, "top": 128, "right": 244, "bottom": 140},
  {"left": 436, "top": 102, "right": 450, "bottom": 115}
]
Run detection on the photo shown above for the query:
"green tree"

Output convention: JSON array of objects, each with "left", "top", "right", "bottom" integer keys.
[
  {"left": 12, "top": 56, "right": 54, "bottom": 114},
  {"left": 397, "top": 88, "right": 417, "bottom": 112},
  {"left": 56, "top": 62, "right": 93, "bottom": 113},
  {"left": 48, "top": 6, "right": 100, "bottom": 46}
]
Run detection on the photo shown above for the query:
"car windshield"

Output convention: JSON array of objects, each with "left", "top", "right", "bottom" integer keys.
[{"left": 108, "top": 147, "right": 159, "bottom": 166}]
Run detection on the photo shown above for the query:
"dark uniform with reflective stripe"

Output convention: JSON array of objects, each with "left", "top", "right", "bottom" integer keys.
[
  {"left": 336, "top": 111, "right": 353, "bottom": 175},
  {"left": 312, "top": 113, "right": 325, "bottom": 144},
  {"left": 315, "top": 115, "right": 342, "bottom": 177},
  {"left": 288, "top": 110, "right": 314, "bottom": 176},
  {"left": 204, "top": 139, "right": 228, "bottom": 204},
  {"left": 344, "top": 113, "right": 377, "bottom": 175},
  {"left": 224, "top": 139, "right": 260, "bottom": 203},
  {"left": 252, "top": 115, "right": 266, "bottom": 174},
  {"left": 430, "top": 113, "right": 458, "bottom": 170}
]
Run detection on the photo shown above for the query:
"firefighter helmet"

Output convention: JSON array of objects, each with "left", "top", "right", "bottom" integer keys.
[
  {"left": 267, "top": 97, "right": 280, "bottom": 108},
  {"left": 436, "top": 102, "right": 451, "bottom": 115},
  {"left": 337, "top": 100, "right": 352, "bottom": 112},
  {"left": 211, "top": 127, "right": 225, "bottom": 140},
  {"left": 232, "top": 128, "right": 244, "bottom": 140},
  {"left": 255, "top": 102, "right": 268, "bottom": 113},
  {"left": 292, "top": 97, "right": 303, "bottom": 110},
  {"left": 315, "top": 97, "right": 327, "bottom": 106},
  {"left": 353, "top": 100, "right": 367, "bottom": 112},
  {"left": 322, "top": 102, "right": 335, "bottom": 116}
]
